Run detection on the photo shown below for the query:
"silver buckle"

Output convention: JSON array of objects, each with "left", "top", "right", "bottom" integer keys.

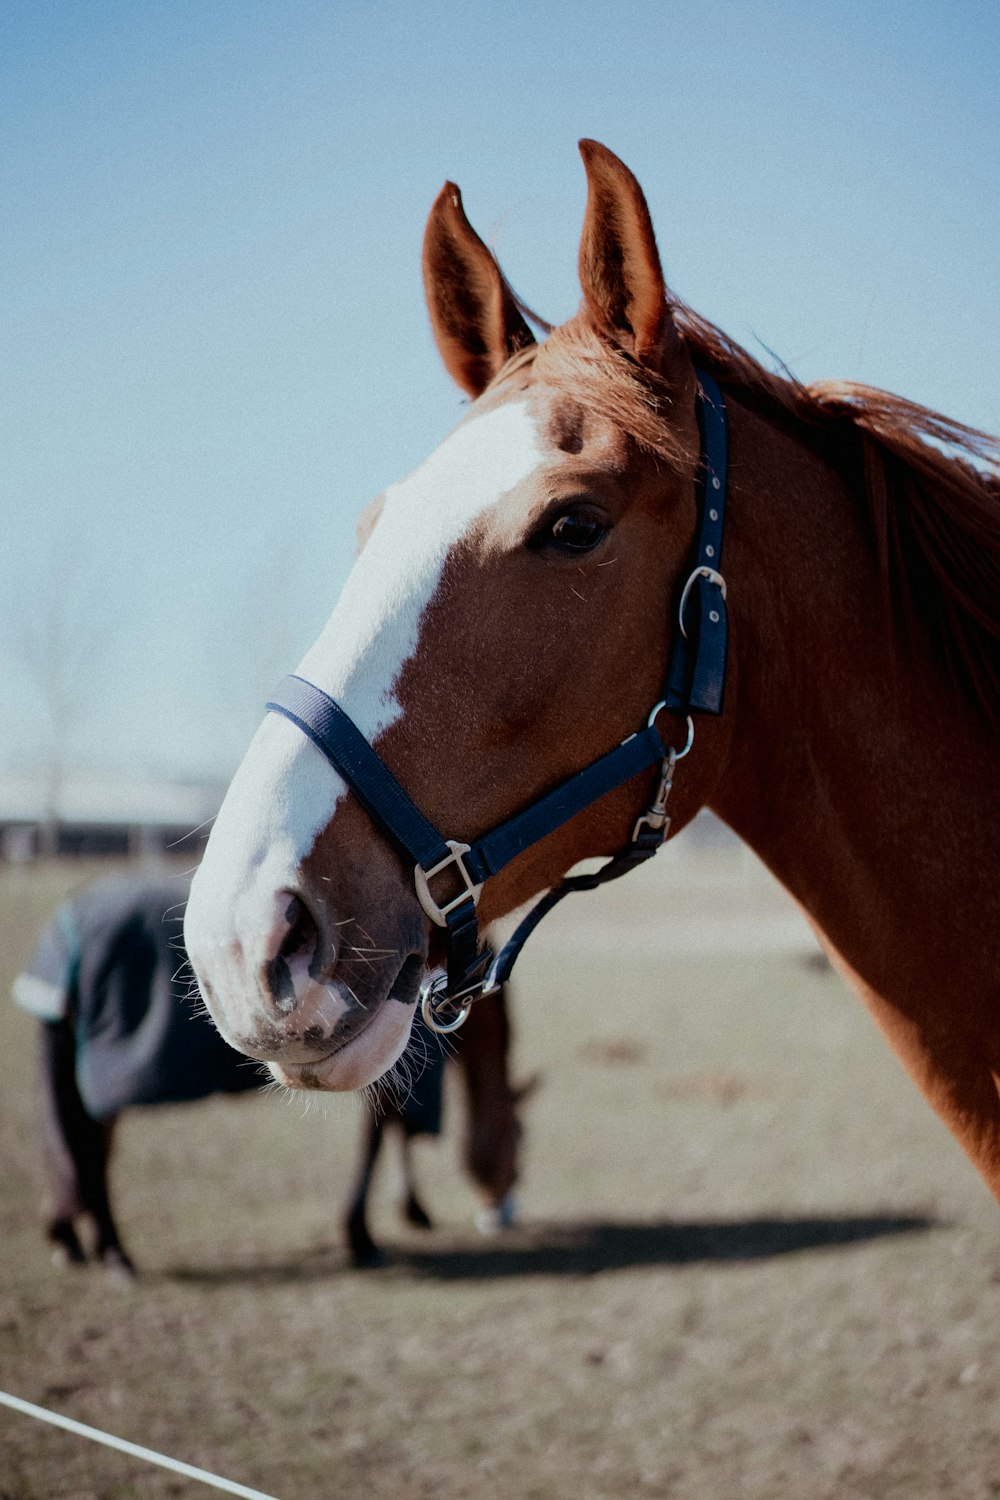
[
  {"left": 420, "top": 973, "right": 472, "bottom": 1033},
  {"left": 632, "top": 747, "right": 677, "bottom": 844},
  {"left": 678, "top": 566, "right": 727, "bottom": 640},
  {"left": 646, "top": 703, "right": 695, "bottom": 760},
  {"left": 414, "top": 841, "right": 483, "bottom": 927},
  {"left": 419, "top": 969, "right": 499, "bottom": 1034}
]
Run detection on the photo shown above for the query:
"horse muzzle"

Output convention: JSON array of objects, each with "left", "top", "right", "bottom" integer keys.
[{"left": 184, "top": 877, "right": 427, "bottom": 1091}]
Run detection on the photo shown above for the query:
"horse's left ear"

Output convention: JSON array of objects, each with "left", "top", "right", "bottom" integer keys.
[
  {"left": 423, "top": 182, "right": 536, "bottom": 398},
  {"left": 577, "top": 139, "right": 681, "bottom": 370}
]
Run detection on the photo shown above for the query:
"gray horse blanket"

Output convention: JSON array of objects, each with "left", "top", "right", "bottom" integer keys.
[
  {"left": 13, "top": 875, "right": 259, "bottom": 1118},
  {"left": 13, "top": 874, "right": 444, "bottom": 1130}
]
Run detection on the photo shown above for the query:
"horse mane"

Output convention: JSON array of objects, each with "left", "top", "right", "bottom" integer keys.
[
  {"left": 503, "top": 298, "right": 1000, "bottom": 724},
  {"left": 674, "top": 299, "right": 1000, "bottom": 725}
]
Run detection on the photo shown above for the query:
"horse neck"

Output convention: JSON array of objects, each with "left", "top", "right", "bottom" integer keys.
[{"left": 707, "top": 392, "right": 1000, "bottom": 997}]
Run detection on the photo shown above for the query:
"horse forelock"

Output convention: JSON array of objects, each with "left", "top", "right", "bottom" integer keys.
[{"left": 493, "top": 317, "right": 696, "bottom": 474}]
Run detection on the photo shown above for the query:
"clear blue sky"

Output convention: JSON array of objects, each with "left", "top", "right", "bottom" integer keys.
[{"left": 2, "top": 0, "right": 998, "bottom": 778}]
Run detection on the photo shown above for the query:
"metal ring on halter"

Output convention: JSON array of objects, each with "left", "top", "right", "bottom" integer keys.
[
  {"left": 646, "top": 702, "right": 695, "bottom": 760},
  {"left": 677, "top": 566, "right": 727, "bottom": 640},
  {"left": 419, "top": 973, "right": 473, "bottom": 1034}
]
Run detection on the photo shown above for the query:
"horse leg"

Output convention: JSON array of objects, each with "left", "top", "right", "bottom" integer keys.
[
  {"left": 36, "top": 1018, "right": 91, "bottom": 1265},
  {"left": 455, "top": 986, "right": 531, "bottom": 1232},
  {"left": 88, "top": 1119, "right": 136, "bottom": 1279},
  {"left": 343, "top": 1108, "right": 389, "bottom": 1268},
  {"left": 460, "top": 999, "right": 513, "bottom": 1229},
  {"left": 36, "top": 1020, "right": 135, "bottom": 1276},
  {"left": 399, "top": 1134, "right": 434, "bottom": 1230}
]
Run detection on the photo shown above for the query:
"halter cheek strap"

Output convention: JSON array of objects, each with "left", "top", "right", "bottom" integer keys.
[
  {"left": 265, "top": 367, "right": 729, "bottom": 1031},
  {"left": 665, "top": 367, "right": 729, "bottom": 714}
]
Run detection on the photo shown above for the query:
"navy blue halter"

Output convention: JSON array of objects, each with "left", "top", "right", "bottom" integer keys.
[{"left": 266, "top": 367, "right": 729, "bottom": 1031}]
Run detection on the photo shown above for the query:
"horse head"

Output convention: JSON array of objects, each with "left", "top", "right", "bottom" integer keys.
[{"left": 185, "top": 142, "right": 732, "bottom": 1092}]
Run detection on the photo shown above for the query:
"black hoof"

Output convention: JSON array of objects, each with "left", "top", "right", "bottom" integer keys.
[
  {"left": 47, "top": 1220, "right": 86, "bottom": 1267},
  {"left": 346, "top": 1216, "right": 389, "bottom": 1269},
  {"left": 352, "top": 1243, "right": 390, "bottom": 1270}
]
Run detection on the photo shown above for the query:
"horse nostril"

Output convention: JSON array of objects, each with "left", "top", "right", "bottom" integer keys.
[{"left": 263, "top": 892, "right": 323, "bottom": 1015}]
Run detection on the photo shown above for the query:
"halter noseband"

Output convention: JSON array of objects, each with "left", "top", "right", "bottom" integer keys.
[{"left": 266, "top": 368, "right": 729, "bottom": 1033}]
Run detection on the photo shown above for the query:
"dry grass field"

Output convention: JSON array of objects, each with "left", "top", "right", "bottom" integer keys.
[{"left": 1, "top": 831, "right": 998, "bottom": 1499}]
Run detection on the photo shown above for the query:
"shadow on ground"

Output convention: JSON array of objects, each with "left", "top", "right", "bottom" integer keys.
[{"left": 166, "top": 1212, "right": 939, "bottom": 1285}]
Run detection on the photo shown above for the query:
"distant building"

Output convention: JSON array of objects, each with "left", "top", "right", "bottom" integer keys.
[{"left": 0, "top": 767, "right": 226, "bottom": 861}]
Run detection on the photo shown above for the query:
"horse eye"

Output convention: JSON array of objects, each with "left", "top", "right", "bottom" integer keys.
[{"left": 541, "top": 506, "right": 609, "bottom": 554}]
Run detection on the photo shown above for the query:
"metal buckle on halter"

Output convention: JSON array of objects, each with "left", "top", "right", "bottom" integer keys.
[
  {"left": 419, "top": 967, "right": 500, "bottom": 1034},
  {"left": 632, "top": 747, "right": 677, "bottom": 844},
  {"left": 632, "top": 704, "right": 694, "bottom": 845},
  {"left": 678, "top": 566, "right": 727, "bottom": 640},
  {"left": 414, "top": 841, "right": 484, "bottom": 928}
]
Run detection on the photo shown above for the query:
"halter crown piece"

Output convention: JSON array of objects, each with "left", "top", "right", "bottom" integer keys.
[{"left": 266, "top": 368, "right": 729, "bottom": 1033}]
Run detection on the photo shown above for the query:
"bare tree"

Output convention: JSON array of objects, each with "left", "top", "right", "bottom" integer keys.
[{"left": 5, "top": 546, "right": 113, "bottom": 855}]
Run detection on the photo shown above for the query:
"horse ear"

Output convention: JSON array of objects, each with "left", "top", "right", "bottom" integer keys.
[
  {"left": 422, "top": 181, "right": 535, "bottom": 398},
  {"left": 577, "top": 139, "right": 679, "bottom": 369}
]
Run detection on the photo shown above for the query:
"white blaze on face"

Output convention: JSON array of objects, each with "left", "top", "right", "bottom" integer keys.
[
  {"left": 186, "top": 398, "right": 547, "bottom": 971},
  {"left": 297, "top": 397, "right": 547, "bottom": 734}
]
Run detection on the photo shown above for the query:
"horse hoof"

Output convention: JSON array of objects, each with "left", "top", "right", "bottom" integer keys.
[
  {"left": 47, "top": 1222, "right": 86, "bottom": 1267},
  {"left": 51, "top": 1242, "right": 85, "bottom": 1270},
  {"left": 475, "top": 1192, "right": 518, "bottom": 1235},
  {"left": 346, "top": 1219, "right": 390, "bottom": 1270},
  {"left": 351, "top": 1244, "right": 390, "bottom": 1270},
  {"left": 100, "top": 1247, "right": 137, "bottom": 1284}
]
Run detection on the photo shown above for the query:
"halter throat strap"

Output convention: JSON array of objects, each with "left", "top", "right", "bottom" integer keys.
[{"left": 265, "top": 367, "right": 728, "bottom": 1027}]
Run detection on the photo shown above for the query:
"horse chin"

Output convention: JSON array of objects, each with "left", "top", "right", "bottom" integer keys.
[
  {"left": 267, "top": 994, "right": 417, "bottom": 1092},
  {"left": 265, "top": 954, "right": 426, "bottom": 1093}
]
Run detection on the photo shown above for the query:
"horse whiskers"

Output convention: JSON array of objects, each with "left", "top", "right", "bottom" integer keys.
[
  {"left": 361, "top": 1075, "right": 392, "bottom": 1119},
  {"left": 338, "top": 942, "right": 395, "bottom": 978},
  {"left": 336, "top": 945, "right": 398, "bottom": 984},
  {"left": 437, "top": 1032, "right": 460, "bottom": 1066},
  {"left": 358, "top": 1023, "right": 433, "bottom": 1119},
  {"left": 328, "top": 978, "right": 365, "bottom": 1013},
  {"left": 166, "top": 815, "right": 217, "bottom": 850},
  {"left": 263, "top": 1075, "right": 336, "bottom": 1118},
  {"left": 334, "top": 920, "right": 380, "bottom": 947},
  {"left": 348, "top": 960, "right": 378, "bottom": 979},
  {"left": 334, "top": 955, "right": 376, "bottom": 987},
  {"left": 362, "top": 1057, "right": 423, "bottom": 1117},
  {"left": 380, "top": 1053, "right": 421, "bottom": 1116}
]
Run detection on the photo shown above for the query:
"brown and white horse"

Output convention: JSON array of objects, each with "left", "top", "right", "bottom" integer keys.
[{"left": 185, "top": 141, "right": 1000, "bottom": 1200}]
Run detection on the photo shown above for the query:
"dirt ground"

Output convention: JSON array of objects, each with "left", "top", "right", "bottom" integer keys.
[{"left": 1, "top": 830, "right": 998, "bottom": 1499}]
